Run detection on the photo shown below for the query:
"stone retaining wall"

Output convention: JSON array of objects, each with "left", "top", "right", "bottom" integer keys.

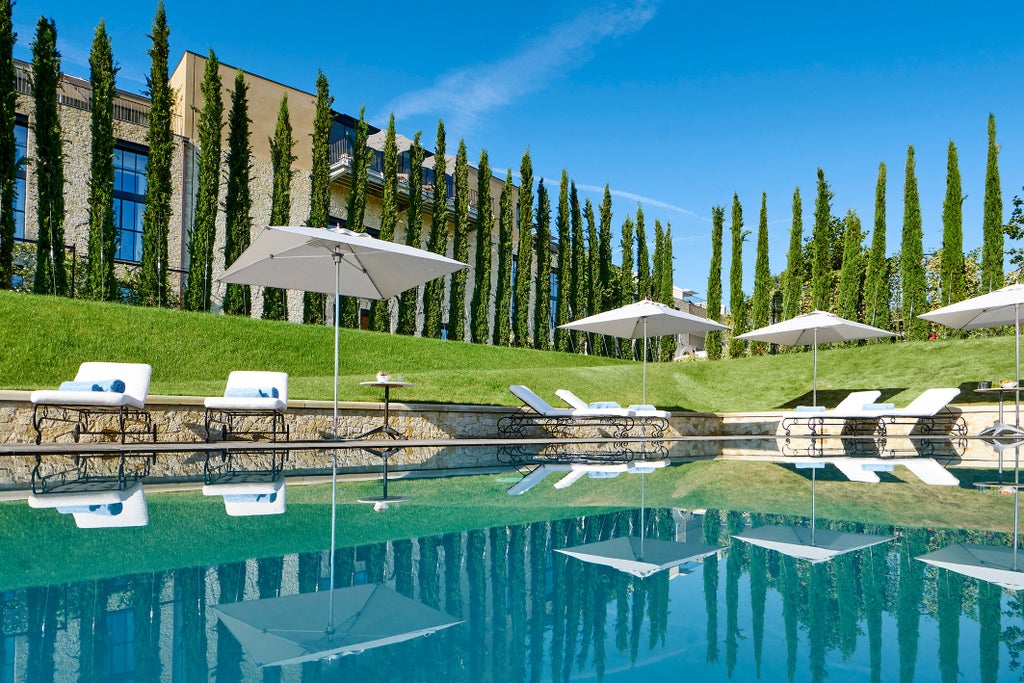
[{"left": 0, "top": 390, "right": 1008, "bottom": 490}]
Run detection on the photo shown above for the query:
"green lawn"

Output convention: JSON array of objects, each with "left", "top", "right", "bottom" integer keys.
[{"left": 0, "top": 291, "right": 1014, "bottom": 411}]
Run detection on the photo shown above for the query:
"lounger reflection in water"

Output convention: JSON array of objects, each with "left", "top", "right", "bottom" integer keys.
[
  {"left": 203, "top": 475, "right": 286, "bottom": 516},
  {"left": 782, "top": 457, "right": 960, "bottom": 486},
  {"left": 28, "top": 481, "right": 149, "bottom": 528},
  {"left": 508, "top": 460, "right": 667, "bottom": 495}
]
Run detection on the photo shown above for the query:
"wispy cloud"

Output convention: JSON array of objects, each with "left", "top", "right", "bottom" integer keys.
[
  {"left": 574, "top": 182, "right": 700, "bottom": 219},
  {"left": 382, "top": 1, "right": 657, "bottom": 131}
]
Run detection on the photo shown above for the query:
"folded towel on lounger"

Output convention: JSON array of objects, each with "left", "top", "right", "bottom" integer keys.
[
  {"left": 588, "top": 401, "right": 621, "bottom": 409},
  {"left": 627, "top": 404, "right": 658, "bottom": 412},
  {"left": 224, "top": 387, "right": 279, "bottom": 399},
  {"left": 863, "top": 403, "right": 895, "bottom": 411},
  {"left": 795, "top": 405, "right": 827, "bottom": 413},
  {"left": 58, "top": 379, "right": 125, "bottom": 393}
]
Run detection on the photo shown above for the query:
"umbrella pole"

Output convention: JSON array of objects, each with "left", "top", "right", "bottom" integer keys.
[
  {"left": 813, "top": 329, "right": 818, "bottom": 407},
  {"left": 811, "top": 466, "right": 816, "bottom": 546},
  {"left": 639, "top": 472, "right": 646, "bottom": 561},
  {"left": 329, "top": 253, "right": 341, "bottom": 629},
  {"left": 1015, "top": 447, "right": 1020, "bottom": 571},
  {"left": 642, "top": 319, "right": 648, "bottom": 406},
  {"left": 1016, "top": 304, "right": 1020, "bottom": 429}
]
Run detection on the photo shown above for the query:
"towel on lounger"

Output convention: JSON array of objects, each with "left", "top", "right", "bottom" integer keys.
[
  {"left": 795, "top": 405, "right": 827, "bottom": 413},
  {"left": 863, "top": 403, "right": 895, "bottom": 411},
  {"left": 58, "top": 379, "right": 125, "bottom": 392},
  {"left": 588, "top": 401, "right": 621, "bottom": 409},
  {"left": 224, "top": 387, "right": 279, "bottom": 399}
]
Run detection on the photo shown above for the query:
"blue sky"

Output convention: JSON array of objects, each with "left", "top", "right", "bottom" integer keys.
[{"left": 14, "top": 0, "right": 1024, "bottom": 297}]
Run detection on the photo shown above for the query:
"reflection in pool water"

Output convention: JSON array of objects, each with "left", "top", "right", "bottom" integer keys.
[{"left": 1, "top": 505, "right": 1023, "bottom": 682}]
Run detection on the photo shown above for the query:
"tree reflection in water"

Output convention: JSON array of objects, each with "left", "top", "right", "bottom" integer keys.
[{"left": 2, "top": 507, "right": 1024, "bottom": 682}]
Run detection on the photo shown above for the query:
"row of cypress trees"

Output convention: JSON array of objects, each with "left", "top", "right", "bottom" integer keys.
[
  {"left": 0, "top": 2, "right": 681, "bottom": 359},
  {"left": 705, "top": 115, "right": 1012, "bottom": 359}
]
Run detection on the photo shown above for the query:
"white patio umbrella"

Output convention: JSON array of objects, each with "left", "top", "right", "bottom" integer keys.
[
  {"left": 919, "top": 283, "right": 1024, "bottom": 427},
  {"left": 734, "top": 525, "right": 895, "bottom": 564},
  {"left": 218, "top": 225, "right": 467, "bottom": 622},
  {"left": 917, "top": 543, "right": 1024, "bottom": 591},
  {"left": 733, "top": 461, "right": 893, "bottom": 563},
  {"left": 558, "top": 299, "right": 729, "bottom": 405},
  {"left": 557, "top": 536, "right": 721, "bottom": 578},
  {"left": 735, "top": 310, "right": 897, "bottom": 406},
  {"left": 211, "top": 583, "right": 463, "bottom": 667}
]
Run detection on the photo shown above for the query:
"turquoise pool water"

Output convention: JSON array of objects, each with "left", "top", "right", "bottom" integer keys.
[{"left": 0, "top": 504, "right": 1021, "bottom": 682}]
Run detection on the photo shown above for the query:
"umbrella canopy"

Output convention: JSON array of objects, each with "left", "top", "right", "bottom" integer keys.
[
  {"left": 219, "top": 226, "right": 466, "bottom": 299},
  {"left": 735, "top": 310, "right": 896, "bottom": 405},
  {"left": 733, "top": 525, "right": 895, "bottom": 564},
  {"left": 211, "top": 584, "right": 463, "bottom": 668},
  {"left": 559, "top": 299, "right": 728, "bottom": 404},
  {"left": 917, "top": 543, "right": 1024, "bottom": 591},
  {"left": 557, "top": 537, "right": 722, "bottom": 578},
  {"left": 920, "top": 283, "right": 1024, "bottom": 427}
]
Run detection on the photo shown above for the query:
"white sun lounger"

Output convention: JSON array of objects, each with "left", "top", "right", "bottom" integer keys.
[
  {"left": 203, "top": 474, "right": 287, "bottom": 516},
  {"left": 500, "top": 385, "right": 670, "bottom": 439},
  {"left": 28, "top": 481, "right": 149, "bottom": 528},
  {"left": 204, "top": 371, "right": 289, "bottom": 441},
  {"left": 30, "top": 362, "right": 155, "bottom": 443},
  {"left": 555, "top": 388, "right": 672, "bottom": 418}
]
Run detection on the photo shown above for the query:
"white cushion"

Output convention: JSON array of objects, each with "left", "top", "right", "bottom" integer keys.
[{"left": 31, "top": 362, "right": 151, "bottom": 410}]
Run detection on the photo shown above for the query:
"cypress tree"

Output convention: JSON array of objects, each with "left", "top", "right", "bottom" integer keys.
[
  {"left": 513, "top": 150, "right": 534, "bottom": 347},
  {"left": 31, "top": 17, "right": 66, "bottom": 296},
  {"left": 554, "top": 170, "right": 571, "bottom": 351},
  {"left": 618, "top": 215, "right": 635, "bottom": 358},
  {"left": 706, "top": 206, "right": 724, "bottom": 360},
  {"left": 982, "top": 113, "right": 1003, "bottom": 293},
  {"left": 901, "top": 146, "right": 928, "bottom": 340},
  {"left": 940, "top": 140, "right": 964, "bottom": 308},
  {"left": 728, "top": 195, "right": 748, "bottom": 358},
  {"left": 811, "top": 168, "right": 833, "bottom": 311},
  {"left": 570, "top": 183, "right": 586, "bottom": 351},
  {"left": 422, "top": 119, "right": 448, "bottom": 338},
  {"left": 469, "top": 149, "right": 492, "bottom": 344},
  {"left": 0, "top": 0, "right": 14, "bottom": 288},
  {"left": 493, "top": 169, "right": 514, "bottom": 346},
  {"left": 836, "top": 209, "right": 864, "bottom": 323},
  {"left": 652, "top": 219, "right": 664, "bottom": 308},
  {"left": 533, "top": 179, "right": 551, "bottom": 350},
  {"left": 448, "top": 139, "right": 470, "bottom": 341},
  {"left": 304, "top": 70, "right": 332, "bottom": 325},
  {"left": 140, "top": 2, "right": 171, "bottom": 305},
  {"left": 396, "top": 132, "right": 423, "bottom": 335},
  {"left": 262, "top": 94, "right": 294, "bottom": 320},
  {"left": 222, "top": 71, "right": 252, "bottom": 316},
  {"left": 183, "top": 49, "right": 222, "bottom": 312},
  {"left": 660, "top": 222, "right": 677, "bottom": 361},
  {"left": 340, "top": 105, "right": 371, "bottom": 328},
  {"left": 750, "top": 193, "right": 771, "bottom": 355},
  {"left": 597, "top": 187, "right": 614, "bottom": 355},
  {"left": 585, "top": 199, "right": 599, "bottom": 351},
  {"left": 782, "top": 187, "right": 802, "bottom": 320},
  {"left": 635, "top": 204, "right": 650, "bottom": 300},
  {"left": 86, "top": 20, "right": 117, "bottom": 300},
  {"left": 863, "top": 163, "right": 889, "bottom": 330}
]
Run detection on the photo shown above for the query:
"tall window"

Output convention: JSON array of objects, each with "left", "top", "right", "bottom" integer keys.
[
  {"left": 13, "top": 117, "right": 26, "bottom": 238},
  {"left": 113, "top": 143, "right": 148, "bottom": 262},
  {"left": 102, "top": 608, "right": 135, "bottom": 681}
]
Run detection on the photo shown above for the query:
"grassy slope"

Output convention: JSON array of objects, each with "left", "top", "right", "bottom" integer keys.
[{"left": 0, "top": 291, "right": 1013, "bottom": 411}]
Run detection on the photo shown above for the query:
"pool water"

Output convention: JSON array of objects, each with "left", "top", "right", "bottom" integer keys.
[{"left": 0, "top": 505, "right": 1020, "bottom": 682}]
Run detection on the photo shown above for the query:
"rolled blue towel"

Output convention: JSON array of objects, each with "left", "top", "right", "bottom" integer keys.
[
  {"left": 223, "top": 492, "right": 277, "bottom": 503},
  {"left": 795, "top": 405, "right": 827, "bottom": 413},
  {"left": 56, "top": 502, "right": 123, "bottom": 516},
  {"left": 225, "top": 387, "right": 279, "bottom": 399},
  {"left": 628, "top": 404, "right": 658, "bottom": 412},
  {"left": 59, "top": 381, "right": 101, "bottom": 392},
  {"left": 863, "top": 402, "right": 895, "bottom": 411},
  {"left": 588, "top": 401, "right": 621, "bottom": 409},
  {"left": 93, "top": 379, "right": 126, "bottom": 393}
]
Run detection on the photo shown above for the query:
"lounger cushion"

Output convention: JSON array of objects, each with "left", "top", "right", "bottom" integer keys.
[
  {"left": 205, "top": 371, "right": 289, "bottom": 412},
  {"left": 28, "top": 482, "right": 148, "bottom": 528},
  {"left": 203, "top": 475, "right": 286, "bottom": 516}
]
